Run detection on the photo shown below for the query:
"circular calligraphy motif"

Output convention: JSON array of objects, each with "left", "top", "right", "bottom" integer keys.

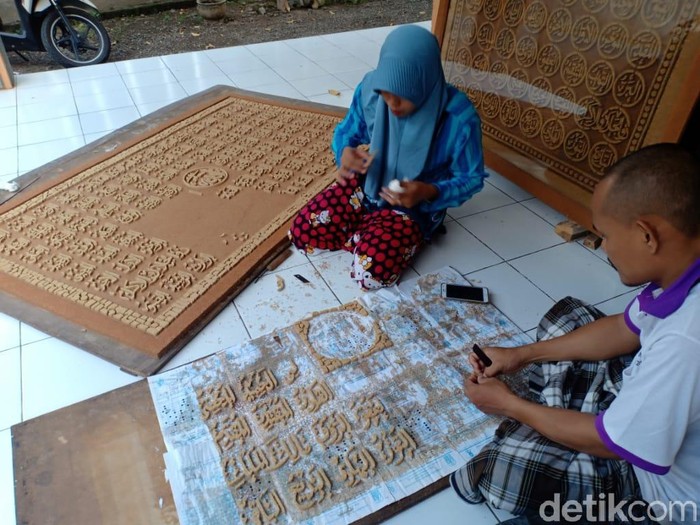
[
  {"left": 495, "top": 28, "right": 516, "bottom": 60},
  {"left": 546, "top": 8, "right": 573, "bottom": 43},
  {"left": 537, "top": 44, "right": 562, "bottom": 77},
  {"left": 455, "top": 47, "right": 473, "bottom": 68},
  {"left": 582, "top": 0, "right": 608, "bottom": 13},
  {"left": 499, "top": 99, "right": 521, "bottom": 128},
  {"left": 613, "top": 70, "right": 646, "bottom": 107},
  {"left": 489, "top": 61, "right": 509, "bottom": 91},
  {"left": 503, "top": 0, "right": 525, "bottom": 27},
  {"left": 465, "top": 0, "right": 485, "bottom": 15},
  {"left": 520, "top": 107, "right": 543, "bottom": 138},
  {"left": 552, "top": 86, "right": 577, "bottom": 118},
  {"left": 541, "top": 118, "right": 566, "bottom": 150},
  {"left": 560, "top": 52, "right": 587, "bottom": 87},
  {"left": 507, "top": 68, "right": 530, "bottom": 100},
  {"left": 627, "top": 30, "right": 661, "bottom": 69},
  {"left": 183, "top": 166, "right": 229, "bottom": 188},
  {"left": 477, "top": 22, "right": 496, "bottom": 51},
  {"left": 483, "top": 0, "right": 502, "bottom": 20},
  {"left": 575, "top": 96, "right": 602, "bottom": 131},
  {"left": 586, "top": 60, "right": 615, "bottom": 96},
  {"left": 467, "top": 88, "right": 483, "bottom": 107},
  {"left": 564, "top": 130, "right": 591, "bottom": 162},
  {"left": 589, "top": 142, "right": 618, "bottom": 175},
  {"left": 571, "top": 15, "right": 600, "bottom": 51},
  {"left": 610, "top": 0, "right": 642, "bottom": 20},
  {"left": 529, "top": 77, "right": 553, "bottom": 108},
  {"left": 598, "top": 23, "right": 629, "bottom": 59},
  {"left": 524, "top": 1, "right": 548, "bottom": 33},
  {"left": 461, "top": 16, "right": 478, "bottom": 45},
  {"left": 472, "top": 53, "right": 491, "bottom": 81},
  {"left": 600, "top": 107, "right": 631, "bottom": 144},
  {"left": 515, "top": 35, "right": 538, "bottom": 68},
  {"left": 641, "top": 0, "right": 677, "bottom": 28},
  {"left": 481, "top": 93, "right": 501, "bottom": 119}
]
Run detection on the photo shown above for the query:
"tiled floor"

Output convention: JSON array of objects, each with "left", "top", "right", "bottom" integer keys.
[{"left": 0, "top": 21, "right": 637, "bottom": 525}]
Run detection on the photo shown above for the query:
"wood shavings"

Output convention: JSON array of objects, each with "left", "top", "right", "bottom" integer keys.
[{"left": 276, "top": 275, "right": 285, "bottom": 291}]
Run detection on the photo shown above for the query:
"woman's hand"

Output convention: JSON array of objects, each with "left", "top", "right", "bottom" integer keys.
[
  {"left": 379, "top": 181, "right": 438, "bottom": 208},
  {"left": 336, "top": 147, "right": 373, "bottom": 186},
  {"left": 468, "top": 345, "right": 527, "bottom": 377}
]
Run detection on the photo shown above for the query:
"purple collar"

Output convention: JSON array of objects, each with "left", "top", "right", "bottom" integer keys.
[{"left": 637, "top": 258, "right": 700, "bottom": 319}]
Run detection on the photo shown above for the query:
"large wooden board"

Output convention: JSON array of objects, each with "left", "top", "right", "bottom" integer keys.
[
  {"left": 433, "top": 0, "right": 700, "bottom": 228},
  {"left": 0, "top": 86, "right": 345, "bottom": 376},
  {"left": 11, "top": 380, "right": 446, "bottom": 525}
]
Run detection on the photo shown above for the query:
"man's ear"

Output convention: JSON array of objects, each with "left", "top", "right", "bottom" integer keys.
[{"left": 636, "top": 219, "right": 659, "bottom": 253}]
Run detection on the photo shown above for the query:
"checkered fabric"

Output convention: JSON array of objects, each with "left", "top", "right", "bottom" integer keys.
[{"left": 450, "top": 297, "right": 644, "bottom": 520}]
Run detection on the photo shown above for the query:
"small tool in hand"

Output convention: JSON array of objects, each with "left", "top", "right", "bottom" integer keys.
[{"left": 472, "top": 344, "right": 492, "bottom": 368}]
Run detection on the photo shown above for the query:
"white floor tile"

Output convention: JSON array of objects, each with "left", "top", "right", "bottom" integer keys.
[
  {"left": 412, "top": 223, "right": 502, "bottom": 276},
  {"left": 0, "top": 89, "right": 16, "bottom": 109},
  {"left": 253, "top": 82, "right": 304, "bottom": 100},
  {"left": 115, "top": 56, "right": 167, "bottom": 74},
  {"left": 137, "top": 100, "right": 177, "bottom": 116},
  {"left": 161, "top": 51, "right": 216, "bottom": 69},
  {"left": 525, "top": 328, "right": 538, "bottom": 342},
  {"left": 179, "top": 76, "right": 236, "bottom": 96},
  {"left": 449, "top": 183, "right": 515, "bottom": 220},
  {"left": 332, "top": 69, "right": 369, "bottom": 89},
  {"left": 485, "top": 169, "right": 533, "bottom": 201},
  {"left": 18, "top": 136, "right": 85, "bottom": 173},
  {"left": 205, "top": 45, "right": 258, "bottom": 63},
  {"left": 520, "top": 197, "right": 568, "bottom": 227},
  {"left": 16, "top": 96, "right": 78, "bottom": 124},
  {"left": 595, "top": 288, "right": 640, "bottom": 316},
  {"left": 459, "top": 204, "right": 563, "bottom": 261},
  {"left": 383, "top": 489, "right": 499, "bottom": 525},
  {"left": 0, "top": 148, "right": 18, "bottom": 177},
  {"left": 307, "top": 90, "right": 353, "bottom": 108},
  {"left": 468, "top": 263, "right": 555, "bottom": 332},
  {"left": 74, "top": 89, "right": 135, "bottom": 113},
  {"left": 160, "top": 303, "right": 250, "bottom": 372},
  {"left": 344, "top": 41, "right": 381, "bottom": 67},
  {"left": 288, "top": 74, "right": 350, "bottom": 97},
  {"left": 0, "top": 348, "right": 21, "bottom": 431},
  {"left": 229, "top": 68, "right": 286, "bottom": 89},
  {"left": 311, "top": 251, "right": 365, "bottom": 305},
  {"left": 121, "top": 68, "right": 178, "bottom": 89},
  {"left": 234, "top": 262, "right": 339, "bottom": 339},
  {"left": 168, "top": 62, "right": 226, "bottom": 83},
  {"left": 0, "top": 429, "right": 15, "bottom": 525},
  {"left": 315, "top": 54, "right": 371, "bottom": 75},
  {"left": 70, "top": 75, "right": 128, "bottom": 97},
  {"left": 578, "top": 238, "right": 609, "bottom": 263},
  {"left": 78, "top": 106, "right": 141, "bottom": 135},
  {"left": 215, "top": 55, "right": 269, "bottom": 77},
  {"left": 489, "top": 503, "right": 517, "bottom": 523},
  {"left": 84, "top": 130, "right": 113, "bottom": 145},
  {"left": 246, "top": 40, "right": 295, "bottom": 58},
  {"left": 19, "top": 323, "right": 52, "bottom": 346},
  {"left": 15, "top": 69, "right": 69, "bottom": 87},
  {"left": 67, "top": 61, "right": 120, "bottom": 81},
  {"left": 287, "top": 37, "right": 350, "bottom": 62},
  {"left": 21, "top": 338, "right": 139, "bottom": 421},
  {"left": 16, "top": 82, "right": 73, "bottom": 106},
  {"left": 0, "top": 106, "right": 16, "bottom": 127},
  {"left": 0, "top": 125, "right": 17, "bottom": 150},
  {"left": 272, "top": 60, "right": 327, "bottom": 82},
  {"left": 128, "top": 82, "right": 187, "bottom": 105},
  {"left": 0, "top": 313, "right": 20, "bottom": 352},
  {"left": 17, "top": 115, "right": 83, "bottom": 147},
  {"left": 510, "top": 243, "right": 634, "bottom": 305}
]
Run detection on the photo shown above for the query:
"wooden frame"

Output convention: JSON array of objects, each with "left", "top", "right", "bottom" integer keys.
[{"left": 432, "top": 0, "right": 700, "bottom": 230}]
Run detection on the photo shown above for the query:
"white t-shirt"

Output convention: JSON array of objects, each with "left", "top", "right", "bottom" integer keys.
[{"left": 595, "top": 261, "right": 700, "bottom": 524}]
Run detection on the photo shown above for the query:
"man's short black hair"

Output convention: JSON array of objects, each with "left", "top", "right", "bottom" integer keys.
[{"left": 603, "top": 143, "right": 700, "bottom": 237}]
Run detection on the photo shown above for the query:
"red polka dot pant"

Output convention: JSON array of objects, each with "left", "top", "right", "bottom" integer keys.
[{"left": 288, "top": 177, "right": 423, "bottom": 290}]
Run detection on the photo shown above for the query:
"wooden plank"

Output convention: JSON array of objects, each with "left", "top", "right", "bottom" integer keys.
[
  {"left": 554, "top": 220, "right": 588, "bottom": 242},
  {"left": 583, "top": 233, "right": 602, "bottom": 250},
  {"left": 431, "top": 0, "right": 450, "bottom": 47},
  {"left": 13, "top": 380, "right": 451, "bottom": 525},
  {"left": 0, "top": 38, "right": 14, "bottom": 89}
]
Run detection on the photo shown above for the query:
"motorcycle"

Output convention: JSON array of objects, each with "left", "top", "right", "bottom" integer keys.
[{"left": 0, "top": 0, "right": 110, "bottom": 68}]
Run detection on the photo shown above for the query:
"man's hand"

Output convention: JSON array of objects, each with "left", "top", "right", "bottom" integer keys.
[
  {"left": 336, "top": 147, "right": 373, "bottom": 186},
  {"left": 468, "top": 345, "right": 526, "bottom": 377},
  {"left": 463, "top": 373, "right": 517, "bottom": 416},
  {"left": 379, "top": 181, "right": 438, "bottom": 208}
]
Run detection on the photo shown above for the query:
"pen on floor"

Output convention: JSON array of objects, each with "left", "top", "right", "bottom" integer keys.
[{"left": 472, "top": 343, "right": 492, "bottom": 368}]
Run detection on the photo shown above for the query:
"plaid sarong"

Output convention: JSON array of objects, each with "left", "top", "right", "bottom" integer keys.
[{"left": 450, "top": 297, "right": 644, "bottom": 521}]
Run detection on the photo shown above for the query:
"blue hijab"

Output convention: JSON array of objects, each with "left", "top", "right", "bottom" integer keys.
[{"left": 361, "top": 25, "right": 449, "bottom": 204}]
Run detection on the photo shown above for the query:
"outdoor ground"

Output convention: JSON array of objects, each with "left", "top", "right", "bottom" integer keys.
[{"left": 8, "top": 0, "right": 432, "bottom": 74}]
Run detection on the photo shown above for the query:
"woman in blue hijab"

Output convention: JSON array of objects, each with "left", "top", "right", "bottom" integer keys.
[{"left": 289, "top": 25, "right": 487, "bottom": 290}]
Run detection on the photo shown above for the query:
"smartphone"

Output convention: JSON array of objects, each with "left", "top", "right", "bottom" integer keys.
[{"left": 441, "top": 283, "right": 489, "bottom": 304}]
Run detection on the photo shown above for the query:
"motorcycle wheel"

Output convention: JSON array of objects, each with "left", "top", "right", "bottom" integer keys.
[{"left": 40, "top": 7, "right": 111, "bottom": 68}]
